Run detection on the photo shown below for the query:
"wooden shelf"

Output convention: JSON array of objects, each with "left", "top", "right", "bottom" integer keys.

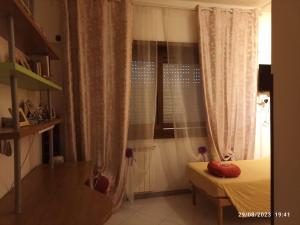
[
  {"left": 0, "top": 118, "right": 63, "bottom": 140},
  {"left": 0, "top": 0, "right": 58, "bottom": 59},
  {"left": 0, "top": 63, "right": 63, "bottom": 90},
  {"left": 0, "top": 163, "right": 112, "bottom": 225}
]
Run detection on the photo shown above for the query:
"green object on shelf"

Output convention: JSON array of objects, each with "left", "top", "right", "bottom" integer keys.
[{"left": 0, "top": 63, "right": 63, "bottom": 91}]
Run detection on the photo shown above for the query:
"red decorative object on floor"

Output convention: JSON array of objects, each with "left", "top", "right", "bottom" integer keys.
[{"left": 85, "top": 175, "right": 110, "bottom": 193}]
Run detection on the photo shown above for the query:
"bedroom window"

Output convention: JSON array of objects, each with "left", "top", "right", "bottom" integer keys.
[{"left": 131, "top": 41, "right": 206, "bottom": 139}]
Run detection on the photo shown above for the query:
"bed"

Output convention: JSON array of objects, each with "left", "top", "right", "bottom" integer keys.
[{"left": 187, "top": 158, "right": 270, "bottom": 225}]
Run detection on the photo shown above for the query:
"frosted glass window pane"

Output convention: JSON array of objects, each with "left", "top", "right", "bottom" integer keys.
[
  {"left": 163, "top": 64, "right": 205, "bottom": 124},
  {"left": 130, "top": 61, "right": 157, "bottom": 124}
]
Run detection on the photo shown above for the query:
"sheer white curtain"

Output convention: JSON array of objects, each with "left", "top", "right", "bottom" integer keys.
[
  {"left": 126, "top": 41, "right": 157, "bottom": 202},
  {"left": 161, "top": 9, "right": 209, "bottom": 187},
  {"left": 63, "top": 0, "right": 133, "bottom": 209},
  {"left": 127, "top": 5, "right": 208, "bottom": 194},
  {"left": 126, "top": 6, "right": 159, "bottom": 201},
  {"left": 197, "top": 7, "right": 259, "bottom": 160}
]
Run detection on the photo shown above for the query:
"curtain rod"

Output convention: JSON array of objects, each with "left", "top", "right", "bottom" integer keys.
[
  {"left": 131, "top": 0, "right": 260, "bottom": 11},
  {"left": 198, "top": 7, "right": 258, "bottom": 13}
]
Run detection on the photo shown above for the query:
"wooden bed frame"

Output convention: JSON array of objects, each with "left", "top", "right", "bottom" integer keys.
[{"left": 191, "top": 184, "right": 232, "bottom": 225}]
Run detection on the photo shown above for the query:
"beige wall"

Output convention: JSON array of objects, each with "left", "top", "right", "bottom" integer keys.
[
  {"left": 0, "top": 85, "right": 42, "bottom": 199},
  {"left": 33, "top": 0, "right": 65, "bottom": 156},
  {"left": 133, "top": 6, "right": 198, "bottom": 43},
  {"left": 259, "top": 11, "right": 271, "bottom": 64},
  {"left": 273, "top": 0, "right": 300, "bottom": 224},
  {"left": 134, "top": 5, "right": 271, "bottom": 47},
  {"left": 33, "top": 1, "right": 62, "bottom": 43}
]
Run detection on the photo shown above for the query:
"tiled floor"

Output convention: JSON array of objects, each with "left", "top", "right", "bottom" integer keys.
[{"left": 105, "top": 193, "right": 271, "bottom": 225}]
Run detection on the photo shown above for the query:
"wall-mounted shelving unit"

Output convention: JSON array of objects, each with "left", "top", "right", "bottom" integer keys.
[
  {"left": 0, "top": 118, "right": 63, "bottom": 140},
  {"left": 0, "top": 0, "right": 63, "bottom": 214},
  {"left": 0, "top": 0, "right": 59, "bottom": 59},
  {"left": 0, "top": 63, "right": 62, "bottom": 90}
]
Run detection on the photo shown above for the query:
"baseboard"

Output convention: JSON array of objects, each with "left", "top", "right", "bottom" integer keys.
[{"left": 134, "top": 189, "right": 191, "bottom": 200}]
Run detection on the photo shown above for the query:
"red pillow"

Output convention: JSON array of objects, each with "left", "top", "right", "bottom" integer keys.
[{"left": 207, "top": 160, "right": 241, "bottom": 178}]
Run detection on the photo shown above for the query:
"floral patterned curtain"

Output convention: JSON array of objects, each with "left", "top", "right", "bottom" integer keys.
[
  {"left": 63, "top": 0, "right": 133, "bottom": 208},
  {"left": 197, "top": 7, "right": 258, "bottom": 160}
]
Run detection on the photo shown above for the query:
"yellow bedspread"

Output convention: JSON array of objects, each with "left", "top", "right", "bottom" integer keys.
[{"left": 187, "top": 158, "right": 270, "bottom": 213}]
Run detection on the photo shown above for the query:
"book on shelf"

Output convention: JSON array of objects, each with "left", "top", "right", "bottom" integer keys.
[
  {"left": 41, "top": 56, "right": 50, "bottom": 78},
  {"left": 28, "top": 55, "right": 50, "bottom": 78}
]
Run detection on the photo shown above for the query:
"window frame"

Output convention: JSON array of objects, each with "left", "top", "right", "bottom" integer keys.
[
  {"left": 154, "top": 43, "right": 172, "bottom": 138},
  {"left": 154, "top": 42, "right": 200, "bottom": 139},
  {"left": 132, "top": 41, "right": 202, "bottom": 139}
]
